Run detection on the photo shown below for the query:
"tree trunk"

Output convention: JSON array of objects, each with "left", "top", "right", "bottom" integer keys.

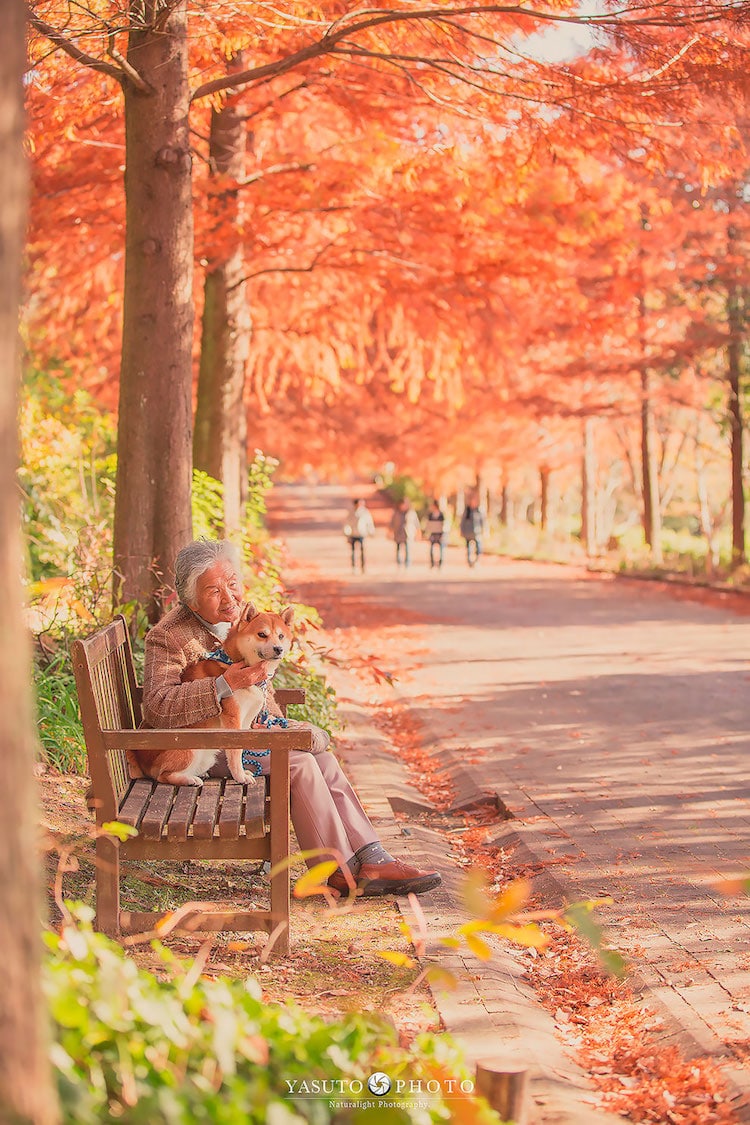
[
  {"left": 694, "top": 414, "right": 718, "bottom": 576},
  {"left": 638, "top": 204, "right": 663, "bottom": 564},
  {"left": 113, "top": 1, "right": 194, "bottom": 621},
  {"left": 0, "top": 5, "right": 59, "bottom": 1121},
  {"left": 539, "top": 467, "right": 550, "bottom": 531},
  {"left": 499, "top": 481, "right": 508, "bottom": 526},
  {"left": 194, "top": 81, "right": 250, "bottom": 537},
  {"left": 641, "top": 367, "right": 663, "bottom": 563},
  {"left": 581, "top": 417, "right": 596, "bottom": 555},
  {"left": 727, "top": 242, "right": 745, "bottom": 565}
]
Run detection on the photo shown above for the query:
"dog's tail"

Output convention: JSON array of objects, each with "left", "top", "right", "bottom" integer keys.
[{"left": 125, "top": 749, "right": 146, "bottom": 778}]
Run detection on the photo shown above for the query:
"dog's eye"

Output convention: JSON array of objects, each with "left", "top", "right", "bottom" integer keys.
[{"left": 258, "top": 631, "right": 269, "bottom": 639}]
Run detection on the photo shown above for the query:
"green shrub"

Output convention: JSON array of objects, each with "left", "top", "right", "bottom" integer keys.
[
  {"left": 378, "top": 474, "right": 429, "bottom": 513},
  {"left": 274, "top": 662, "right": 340, "bottom": 738},
  {"left": 192, "top": 470, "right": 227, "bottom": 541},
  {"left": 45, "top": 912, "right": 497, "bottom": 1124}
]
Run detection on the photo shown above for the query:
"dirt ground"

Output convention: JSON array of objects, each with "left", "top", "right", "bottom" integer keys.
[{"left": 39, "top": 770, "right": 441, "bottom": 1045}]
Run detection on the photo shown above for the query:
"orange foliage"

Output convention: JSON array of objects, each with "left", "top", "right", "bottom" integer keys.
[{"left": 24, "top": 2, "right": 750, "bottom": 481}]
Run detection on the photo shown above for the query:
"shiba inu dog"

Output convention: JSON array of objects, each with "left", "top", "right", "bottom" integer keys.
[{"left": 127, "top": 603, "right": 294, "bottom": 786}]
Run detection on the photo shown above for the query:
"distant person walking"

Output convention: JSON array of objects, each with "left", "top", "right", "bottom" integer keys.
[
  {"left": 460, "top": 501, "right": 485, "bottom": 567},
  {"left": 389, "top": 498, "right": 420, "bottom": 568},
  {"left": 344, "top": 498, "right": 375, "bottom": 573},
  {"left": 425, "top": 500, "right": 448, "bottom": 569}
]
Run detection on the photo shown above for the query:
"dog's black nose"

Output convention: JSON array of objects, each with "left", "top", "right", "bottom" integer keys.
[{"left": 273, "top": 645, "right": 284, "bottom": 657}]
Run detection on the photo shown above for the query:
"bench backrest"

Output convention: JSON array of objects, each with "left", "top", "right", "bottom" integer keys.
[{"left": 72, "top": 615, "right": 141, "bottom": 816}]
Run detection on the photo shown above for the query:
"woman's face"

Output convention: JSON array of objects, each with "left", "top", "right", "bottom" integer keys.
[{"left": 189, "top": 561, "right": 242, "bottom": 624}]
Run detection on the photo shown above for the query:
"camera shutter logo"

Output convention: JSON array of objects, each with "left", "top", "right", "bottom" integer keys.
[{"left": 367, "top": 1072, "right": 392, "bottom": 1096}]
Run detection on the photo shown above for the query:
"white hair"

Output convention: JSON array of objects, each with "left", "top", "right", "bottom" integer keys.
[{"left": 174, "top": 539, "right": 242, "bottom": 605}]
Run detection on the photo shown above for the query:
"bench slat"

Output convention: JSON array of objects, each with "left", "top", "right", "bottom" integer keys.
[
  {"left": 244, "top": 779, "right": 267, "bottom": 840},
  {"left": 166, "top": 785, "right": 200, "bottom": 840},
  {"left": 140, "top": 784, "right": 176, "bottom": 840},
  {"left": 118, "top": 780, "right": 154, "bottom": 829},
  {"left": 218, "top": 782, "right": 243, "bottom": 839},
  {"left": 192, "top": 779, "right": 223, "bottom": 839}
]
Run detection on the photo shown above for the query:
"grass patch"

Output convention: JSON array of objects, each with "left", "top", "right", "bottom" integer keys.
[{"left": 35, "top": 648, "right": 87, "bottom": 775}]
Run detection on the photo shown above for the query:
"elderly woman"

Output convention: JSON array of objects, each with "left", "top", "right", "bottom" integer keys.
[{"left": 142, "top": 539, "right": 441, "bottom": 898}]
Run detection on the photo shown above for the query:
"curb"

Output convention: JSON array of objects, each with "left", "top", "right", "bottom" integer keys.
[{"left": 435, "top": 743, "right": 750, "bottom": 1124}]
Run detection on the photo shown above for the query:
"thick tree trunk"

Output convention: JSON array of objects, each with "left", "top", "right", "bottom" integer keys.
[
  {"left": 581, "top": 417, "right": 596, "bottom": 555},
  {"left": 640, "top": 367, "right": 663, "bottom": 563},
  {"left": 727, "top": 272, "right": 745, "bottom": 566},
  {"left": 0, "top": 5, "right": 59, "bottom": 1121},
  {"left": 194, "top": 83, "right": 250, "bottom": 537},
  {"left": 113, "top": 1, "right": 194, "bottom": 621}
]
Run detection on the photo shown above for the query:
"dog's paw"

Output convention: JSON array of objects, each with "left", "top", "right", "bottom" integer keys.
[
  {"left": 241, "top": 770, "right": 261, "bottom": 785},
  {"left": 186, "top": 775, "right": 204, "bottom": 787}
]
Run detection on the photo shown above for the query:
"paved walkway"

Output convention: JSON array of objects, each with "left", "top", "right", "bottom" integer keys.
[{"left": 269, "top": 483, "right": 750, "bottom": 1121}]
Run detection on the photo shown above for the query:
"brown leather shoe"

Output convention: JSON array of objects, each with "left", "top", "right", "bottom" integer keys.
[{"left": 328, "top": 859, "right": 441, "bottom": 898}]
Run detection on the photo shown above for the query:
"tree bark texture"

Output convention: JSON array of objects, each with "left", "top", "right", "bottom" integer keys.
[
  {"left": 194, "top": 88, "right": 250, "bottom": 537},
  {"left": 0, "top": 4, "right": 59, "bottom": 1121},
  {"left": 727, "top": 257, "right": 745, "bottom": 565},
  {"left": 113, "top": 0, "right": 194, "bottom": 621}
]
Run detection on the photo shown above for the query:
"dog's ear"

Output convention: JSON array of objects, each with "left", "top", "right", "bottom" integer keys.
[
  {"left": 241, "top": 601, "right": 258, "bottom": 621},
  {"left": 280, "top": 606, "right": 294, "bottom": 627}
]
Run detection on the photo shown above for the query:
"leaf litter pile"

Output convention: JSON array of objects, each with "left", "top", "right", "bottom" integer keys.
[{"left": 296, "top": 566, "right": 740, "bottom": 1125}]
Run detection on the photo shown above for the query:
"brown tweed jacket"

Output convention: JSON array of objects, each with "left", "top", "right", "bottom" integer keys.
[
  {"left": 141, "top": 603, "right": 281, "bottom": 731},
  {"left": 141, "top": 604, "right": 226, "bottom": 729}
]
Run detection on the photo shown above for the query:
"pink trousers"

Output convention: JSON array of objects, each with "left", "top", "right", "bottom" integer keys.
[{"left": 210, "top": 727, "right": 376, "bottom": 866}]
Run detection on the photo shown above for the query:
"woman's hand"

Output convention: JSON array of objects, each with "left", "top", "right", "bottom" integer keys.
[{"left": 223, "top": 661, "right": 269, "bottom": 691}]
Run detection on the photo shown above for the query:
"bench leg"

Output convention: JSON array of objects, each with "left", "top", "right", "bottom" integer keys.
[
  {"left": 95, "top": 835, "right": 121, "bottom": 937},
  {"left": 269, "top": 749, "right": 290, "bottom": 955}
]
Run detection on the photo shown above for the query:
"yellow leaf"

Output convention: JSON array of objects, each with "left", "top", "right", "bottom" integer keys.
[
  {"left": 426, "top": 966, "right": 458, "bottom": 990},
  {"left": 439, "top": 937, "right": 461, "bottom": 949},
  {"left": 377, "top": 951, "right": 416, "bottom": 968},
  {"left": 101, "top": 820, "right": 138, "bottom": 841},
  {"left": 488, "top": 879, "right": 530, "bottom": 921},
  {"left": 457, "top": 919, "right": 489, "bottom": 936},
  {"left": 292, "top": 861, "right": 339, "bottom": 898},
  {"left": 464, "top": 932, "right": 493, "bottom": 960},
  {"left": 460, "top": 868, "right": 492, "bottom": 919},
  {"left": 490, "top": 923, "right": 550, "bottom": 950}
]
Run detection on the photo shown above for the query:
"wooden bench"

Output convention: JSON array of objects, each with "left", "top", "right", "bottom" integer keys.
[{"left": 72, "top": 614, "right": 312, "bottom": 954}]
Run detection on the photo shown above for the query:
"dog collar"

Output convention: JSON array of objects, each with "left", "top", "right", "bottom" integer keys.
[{"left": 204, "top": 648, "right": 232, "bottom": 666}]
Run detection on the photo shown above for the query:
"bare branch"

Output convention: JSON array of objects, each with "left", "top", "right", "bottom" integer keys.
[
  {"left": 26, "top": 7, "right": 124, "bottom": 84},
  {"left": 237, "top": 160, "right": 314, "bottom": 188},
  {"left": 107, "top": 29, "right": 151, "bottom": 93},
  {"left": 190, "top": 3, "right": 743, "bottom": 102},
  {"left": 226, "top": 241, "right": 338, "bottom": 290}
]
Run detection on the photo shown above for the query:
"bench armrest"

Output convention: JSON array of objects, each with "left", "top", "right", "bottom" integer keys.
[
  {"left": 100, "top": 728, "right": 312, "bottom": 752},
  {"left": 274, "top": 688, "right": 305, "bottom": 709}
]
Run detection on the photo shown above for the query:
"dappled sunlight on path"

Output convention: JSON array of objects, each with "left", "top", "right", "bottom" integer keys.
[{"left": 269, "top": 481, "right": 750, "bottom": 1120}]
